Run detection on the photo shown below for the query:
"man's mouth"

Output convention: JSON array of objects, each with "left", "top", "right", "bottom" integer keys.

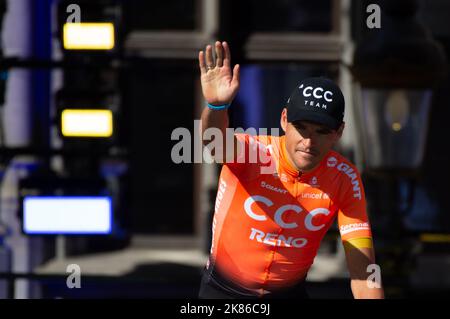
[{"left": 297, "top": 149, "right": 317, "bottom": 157}]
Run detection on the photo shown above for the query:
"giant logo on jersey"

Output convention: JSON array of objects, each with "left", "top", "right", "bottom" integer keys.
[
  {"left": 327, "top": 156, "right": 362, "bottom": 200},
  {"left": 327, "top": 156, "right": 338, "bottom": 167},
  {"left": 260, "top": 181, "right": 288, "bottom": 194}
]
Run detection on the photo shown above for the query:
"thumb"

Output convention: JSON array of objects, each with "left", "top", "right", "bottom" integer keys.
[{"left": 231, "top": 64, "right": 240, "bottom": 90}]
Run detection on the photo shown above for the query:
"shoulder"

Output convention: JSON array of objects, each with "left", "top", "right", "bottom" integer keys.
[
  {"left": 323, "top": 151, "right": 364, "bottom": 200},
  {"left": 226, "top": 134, "right": 280, "bottom": 176},
  {"left": 234, "top": 133, "right": 280, "bottom": 145},
  {"left": 324, "top": 150, "right": 359, "bottom": 174},
  {"left": 234, "top": 133, "right": 281, "bottom": 155}
]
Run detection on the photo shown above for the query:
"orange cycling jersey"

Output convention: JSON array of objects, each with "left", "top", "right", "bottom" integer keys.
[{"left": 206, "top": 133, "right": 372, "bottom": 294}]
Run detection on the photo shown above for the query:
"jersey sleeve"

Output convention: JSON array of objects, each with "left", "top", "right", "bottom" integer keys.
[{"left": 336, "top": 165, "right": 372, "bottom": 243}]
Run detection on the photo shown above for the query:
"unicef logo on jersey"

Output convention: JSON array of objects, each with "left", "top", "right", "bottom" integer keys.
[{"left": 327, "top": 156, "right": 337, "bottom": 167}]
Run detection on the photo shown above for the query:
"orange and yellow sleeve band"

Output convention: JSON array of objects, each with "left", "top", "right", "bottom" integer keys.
[{"left": 343, "top": 237, "right": 373, "bottom": 251}]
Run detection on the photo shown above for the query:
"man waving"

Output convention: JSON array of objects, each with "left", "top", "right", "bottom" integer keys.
[{"left": 198, "top": 41, "right": 384, "bottom": 299}]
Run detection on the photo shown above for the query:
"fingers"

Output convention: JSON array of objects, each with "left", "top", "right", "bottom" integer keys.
[
  {"left": 199, "top": 51, "right": 206, "bottom": 75},
  {"left": 205, "top": 45, "right": 214, "bottom": 69},
  {"left": 201, "top": 41, "right": 230, "bottom": 72},
  {"left": 215, "top": 41, "right": 223, "bottom": 67},
  {"left": 231, "top": 64, "right": 240, "bottom": 89},
  {"left": 223, "top": 41, "right": 231, "bottom": 68}
]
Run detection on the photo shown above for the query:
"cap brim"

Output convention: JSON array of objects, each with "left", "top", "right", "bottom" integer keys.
[{"left": 287, "top": 109, "right": 341, "bottom": 130}]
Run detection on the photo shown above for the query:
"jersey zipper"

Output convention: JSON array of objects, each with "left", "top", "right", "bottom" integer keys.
[{"left": 295, "top": 171, "right": 302, "bottom": 197}]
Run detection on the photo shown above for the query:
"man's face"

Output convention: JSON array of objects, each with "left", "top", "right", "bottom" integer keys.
[{"left": 280, "top": 108, "right": 344, "bottom": 172}]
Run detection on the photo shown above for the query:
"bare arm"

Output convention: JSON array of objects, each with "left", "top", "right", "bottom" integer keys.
[
  {"left": 344, "top": 244, "right": 385, "bottom": 299},
  {"left": 199, "top": 41, "right": 240, "bottom": 162}
]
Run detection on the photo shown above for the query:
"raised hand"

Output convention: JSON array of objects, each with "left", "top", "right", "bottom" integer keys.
[{"left": 199, "top": 41, "right": 240, "bottom": 106}]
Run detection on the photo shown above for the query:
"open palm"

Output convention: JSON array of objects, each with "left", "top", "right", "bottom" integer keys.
[{"left": 199, "top": 41, "right": 240, "bottom": 106}]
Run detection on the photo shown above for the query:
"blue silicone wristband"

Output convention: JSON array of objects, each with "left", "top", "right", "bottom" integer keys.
[{"left": 207, "top": 103, "right": 231, "bottom": 110}]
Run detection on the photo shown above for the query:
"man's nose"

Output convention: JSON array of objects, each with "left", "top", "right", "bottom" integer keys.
[{"left": 302, "top": 137, "right": 313, "bottom": 148}]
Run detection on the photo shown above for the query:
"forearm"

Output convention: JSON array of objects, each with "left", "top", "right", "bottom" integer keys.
[
  {"left": 344, "top": 244, "right": 385, "bottom": 299},
  {"left": 200, "top": 107, "right": 237, "bottom": 162},
  {"left": 200, "top": 107, "right": 229, "bottom": 143},
  {"left": 351, "top": 279, "right": 385, "bottom": 299}
]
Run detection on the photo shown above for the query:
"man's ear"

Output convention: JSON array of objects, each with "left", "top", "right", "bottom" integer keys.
[
  {"left": 281, "top": 108, "right": 288, "bottom": 133},
  {"left": 336, "top": 122, "right": 345, "bottom": 139}
]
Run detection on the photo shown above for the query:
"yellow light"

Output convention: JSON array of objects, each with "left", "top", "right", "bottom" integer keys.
[
  {"left": 392, "top": 122, "right": 402, "bottom": 131},
  {"left": 420, "top": 234, "right": 450, "bottom": 243},
  {"left": 61, "top": 109, "right": 113, "bottom": 137},
  {"left": 63, "top": 23, "right": 115, "bottom": 50}
]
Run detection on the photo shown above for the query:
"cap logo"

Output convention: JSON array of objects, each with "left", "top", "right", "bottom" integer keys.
[{"left": 299, "top": 84, "right": 333, "bottom": 102}]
